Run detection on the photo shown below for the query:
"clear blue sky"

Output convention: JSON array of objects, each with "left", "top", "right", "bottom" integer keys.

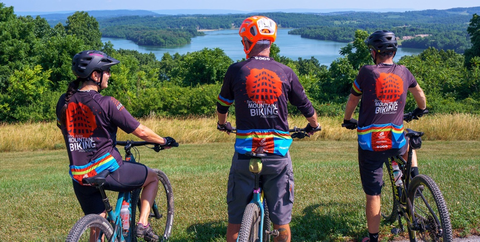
[{"left": 2, "top": 0, "right": 479, "bottom": 13}]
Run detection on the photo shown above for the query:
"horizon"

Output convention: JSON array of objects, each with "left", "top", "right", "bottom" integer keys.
[{"left": 2, "top": 0, "right": 479, "bottom": 14}]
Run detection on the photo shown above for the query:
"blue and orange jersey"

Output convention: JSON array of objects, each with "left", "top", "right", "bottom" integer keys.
[
  {"left": 217, "top": 56, "right": 315, "bottom": 156},
  {"left": 350, "top": 64, "right": 418, "bottom": 151},
  {"left": 56, "top": 90, "right": 140, "bottom": 184}
]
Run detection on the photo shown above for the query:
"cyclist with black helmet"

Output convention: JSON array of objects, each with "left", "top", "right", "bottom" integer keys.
[
  {"left": 216, "top": 16, "right": 320, "bottom": 242},
  {"left": 56, "top": 50, "right": 177, "bottom": 242},
  {"left": 342, "top": 31, "right": 427, "bottom": 242}
]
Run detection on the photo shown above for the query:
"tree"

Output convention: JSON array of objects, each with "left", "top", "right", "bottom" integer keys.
[
  {"left": 464, "top": 13, "right": 480, "bottom": 68},
  {"left": 65, "top": 11, "right": 103, "bottom": 49}
]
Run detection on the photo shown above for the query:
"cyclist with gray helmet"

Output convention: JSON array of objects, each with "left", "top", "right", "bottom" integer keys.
[
  {"left": 56, "top": 50, "right": 176, "bottom": 242},
  {"left": 342, "top": 31, "right": 427, "bottom": 242}
]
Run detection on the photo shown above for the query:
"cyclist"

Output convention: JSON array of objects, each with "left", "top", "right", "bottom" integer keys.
[
  {"left": 216, "top": 16, "right": 321, "bottom": 242},
  {"left": 56, "top": 50, "right": 176, "bottom": 242},
  {"left": 342, "top": 30, "right": 427, "bottom": 242}
]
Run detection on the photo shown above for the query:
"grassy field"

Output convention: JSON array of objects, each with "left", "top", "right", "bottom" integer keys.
[
  {"left": 1, "top": 114, "right": 480, "bottom": 152},
  {"left": 0, "top": 140, "right": 479, "bottom": 241}
]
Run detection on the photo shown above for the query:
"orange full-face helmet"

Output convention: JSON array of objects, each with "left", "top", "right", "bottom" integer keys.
[{"left": 239, "top": 16, "right": 277, "bottom": 56}]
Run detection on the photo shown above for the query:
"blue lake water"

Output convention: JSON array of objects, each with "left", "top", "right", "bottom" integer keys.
[{"left": 102, "top": 29, "right": 423, "bottom": 66}]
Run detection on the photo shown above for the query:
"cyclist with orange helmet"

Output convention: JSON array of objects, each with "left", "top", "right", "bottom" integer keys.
[
  {"left": 216, "top": 16, "right": 321, "bottom": 242},
  {"left": 56, "top": 50, "right": 177, "bottom": 242},
  {"left": 342, "top": 30, "right": 427, "bottom": 242}
]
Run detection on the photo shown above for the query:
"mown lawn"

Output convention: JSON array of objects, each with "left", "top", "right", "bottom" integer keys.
[{"left": 0, "top": 140, "right": 479, "bottom": 241}]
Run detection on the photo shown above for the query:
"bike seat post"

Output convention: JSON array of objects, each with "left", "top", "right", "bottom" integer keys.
[
  {"left": 249, "top": 158, "right": 263, "bottom": 190},
  {"left": 96, "top": 185, "right": 113, "bottom": 213}
]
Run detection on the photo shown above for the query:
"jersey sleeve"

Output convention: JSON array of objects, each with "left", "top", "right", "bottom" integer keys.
[
  {"left": 216, "top": 65, "right": 235, "bottom": 114},
  {"left": 107, "top": 97, "right": 140, "bottom": 134},
  {"left": 350, "top": 67, "right": 365, "bottom": 96},
  {"left": 405, "top": 67, "right": 418, "bottom": 88},
  {"left": 288, "top": 69, "right": 315, "bottom": 118}
]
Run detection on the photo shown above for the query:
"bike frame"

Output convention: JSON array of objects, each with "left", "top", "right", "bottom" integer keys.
[{"left": 386, "top": 133, "right": 442, "bottom": 235}]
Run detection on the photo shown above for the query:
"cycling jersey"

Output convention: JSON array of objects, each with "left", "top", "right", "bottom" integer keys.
[
  {"left": 351, "top": 64, "right": 418, "bottom": 152},
  {"left": 217, "top": 56, "right": 315, "bottom": 156},
  {"left": 56, "top": 90, "right": 140, "bottom": 185}
]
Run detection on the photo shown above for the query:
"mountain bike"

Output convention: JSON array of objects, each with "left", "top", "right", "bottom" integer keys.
[
  {"left": 66, "top": 140, "right": 177, "bottom": 242},
  {"left": 234, "top": 127, "right": 313, "bottom": 242},
  {"left": 379, "top": 110, "right": 453, "bottom": 241}
]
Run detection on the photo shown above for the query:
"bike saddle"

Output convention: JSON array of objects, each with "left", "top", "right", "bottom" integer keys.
[
  {"left": 82, "top": 170, "right": 111, "bottom": 186},
  {"left": 405, "top": 129, "right": 424, "bottom": 138}
]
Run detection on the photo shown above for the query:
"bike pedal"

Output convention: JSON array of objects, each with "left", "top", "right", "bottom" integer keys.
[
  {"left": 391, "top": 228, "right": 402, "bottom": 234},
  {"left": 266, "top": 229, "right": 279, "bottom": 237},
  {"left": 149, "top": 213, "right": 163, "bottom": 219}
]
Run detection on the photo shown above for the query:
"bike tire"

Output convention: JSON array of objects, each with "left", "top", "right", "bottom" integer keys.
[
  {"left": 407, "top": 174, "right": 453, "bottom": 241},
  {"left": 381, "top": 159, "right": 399, "bottom": 223},
  {"left": 150, "top": 169, "right": 174, "bottom": 241},
  {"left": 238, "top": 203, "right": 261, "bottom": 242},
  {"left": 65, "top": 214, "right": 113, "bottom": 242},
  {"left": 263, "top": 201, "right": 271, "bottom": 242}
]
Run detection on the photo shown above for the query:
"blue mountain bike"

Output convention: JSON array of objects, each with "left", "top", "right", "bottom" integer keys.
[
  {"left": 66, "top": 140, "right": 176, "bottom": 242},
  {"left": 235, "top": 127, "right": 312, "bottom": 242}
]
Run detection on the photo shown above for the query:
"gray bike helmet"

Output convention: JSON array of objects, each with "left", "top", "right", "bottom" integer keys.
[
  {"left": 72, "top": 50, "right": 120, "bottom": 79},
  {"left": 366, "top": 30, "right": 398, "bottom": 53}
]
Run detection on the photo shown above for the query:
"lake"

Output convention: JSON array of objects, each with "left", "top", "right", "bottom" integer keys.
[{"left": 102, "top": 29, "right": 424, "bottom": 66}]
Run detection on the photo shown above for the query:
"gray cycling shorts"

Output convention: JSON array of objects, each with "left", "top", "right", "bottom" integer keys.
[
  {"left": 358, "top": 145, "right": 407, "bottom": 196},
  {"left": 227, "top": 152, "right": 294, "bottom": 225}
]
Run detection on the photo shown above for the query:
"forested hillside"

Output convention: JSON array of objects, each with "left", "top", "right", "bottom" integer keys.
[
  {"left": 1, "top": 3, "right": 479, "bottom": 123},
  {"left": 93, "top": 8, "right": 480, "bottom": 52}
]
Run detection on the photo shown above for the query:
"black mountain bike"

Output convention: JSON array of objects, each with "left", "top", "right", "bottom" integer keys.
[
  {"left": 380, "top": 110, "right": 453, "bottom": 241},
  {"left": 66, "top": 140, "right": 176, "bottom": 242}
]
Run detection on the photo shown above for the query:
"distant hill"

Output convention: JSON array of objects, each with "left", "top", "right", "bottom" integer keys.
[{"left": 18, "top": 9, "right": 162, "bottom": 25}]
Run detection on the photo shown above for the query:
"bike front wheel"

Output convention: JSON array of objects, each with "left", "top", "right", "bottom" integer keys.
[
  {"left": 407, "top": 174, "right": 453, "bottom": 241},
  {"left": 149, "top": 169, "right": 174, "bottom": 241},
  {"left": 381, "top": 159, "right": 399, "bottom": 224},
  {"left": 66, "top": 214, "right": 113, "bottom": 242},
  {"left": 238, "top": 203, "right": 261, "bottom": 242}
]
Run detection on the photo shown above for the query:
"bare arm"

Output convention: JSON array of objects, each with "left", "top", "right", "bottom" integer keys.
[
  {"left": 344, "top": 94, "right": 361, "bottom": 120},
  {"left": 217, "top": 111, "right": 228, "bottom": 125},
  {"left": 131, "top": 124, "right": 166, "bottom": 145},
  {"left": 306, "top": 110, "right": 320, "bottom": 128},
  {"left": 408, "top": 85, "right": 426, "bottom": 110}
]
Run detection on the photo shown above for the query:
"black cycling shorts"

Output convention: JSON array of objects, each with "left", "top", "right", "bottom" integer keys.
[
  {"left": 358, "top": 145, "right": 407, "bottom": 196},
  {"left": 72, "top": 161, "right": 148, "bottom": 215}
]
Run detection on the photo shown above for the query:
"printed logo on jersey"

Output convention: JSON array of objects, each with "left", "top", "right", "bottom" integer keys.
[
  {"left": 66, "top": 102, "right": 97, "bottom": 152},
  {"left": 245, "top": 68, "right": 282, "bottom": 118},
  {"left": 375, "top": 73, "right": 403, "bottom": 114}
]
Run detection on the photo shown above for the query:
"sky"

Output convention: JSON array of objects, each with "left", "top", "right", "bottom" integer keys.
[{"left": 2, "top": 0, "right": 479, "bottom": 13}]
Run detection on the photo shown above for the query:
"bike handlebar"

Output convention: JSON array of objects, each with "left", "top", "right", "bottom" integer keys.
[
  {"left": 403, "top": 108, "right": 429, "bottom": 122},
  {"left": 116, "top": 140, "right": 179, "bottom": 152}
]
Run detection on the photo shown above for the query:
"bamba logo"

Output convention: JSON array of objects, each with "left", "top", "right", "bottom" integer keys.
[
  {"left": 66, "top": 102, "right": 97, "bottom": 138},
  {"left": 376, "top": 73, "right": 403, "bottom": 102},
  {"left": 246, "top": 68, "right": 282, "bottom": 104}
]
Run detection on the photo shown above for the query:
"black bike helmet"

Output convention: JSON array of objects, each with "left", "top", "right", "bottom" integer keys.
[
  {"left": 366, "top": 30, "right": 398, "bottom": 53},
  {"left": 72, "top": 50, "right": 120, "bottom": 79}
]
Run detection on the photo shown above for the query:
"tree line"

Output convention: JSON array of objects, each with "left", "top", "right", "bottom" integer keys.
[{"left": 1, "top": 3, "right": 479, "bottom": 123}]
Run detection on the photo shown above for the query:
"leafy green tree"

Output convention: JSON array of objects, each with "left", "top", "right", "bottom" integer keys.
[
  {"left": 65, "top": 11, "right": 103, "bottom": 49},
  {"left": 464, "top": 14, "right": 480, "bottom": 68}
]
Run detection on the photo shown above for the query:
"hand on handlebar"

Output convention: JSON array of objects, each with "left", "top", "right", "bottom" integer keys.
[
  {"left": 304, "top": 123, "right": 321, "bottom": 136},
  {"left": 155, "top": 137, "right": 178, "bottom": 151},
  {"left": 404, "top": 108, "right": 428, "bottom": 122},
  {"left": 342, "top": 119, "right": 358, "bottom": 130},
  {"left": 217, "top": 121, "right": 235, "bottom": 134}
]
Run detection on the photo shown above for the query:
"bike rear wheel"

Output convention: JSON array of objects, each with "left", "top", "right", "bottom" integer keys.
[
  {"left": 66, "top": 214, "right": 113, "bottom": 242},
  {"left": 238, "top": 203, "right": 261, "bottom": 242},
  {"left": 149, "top": 169, "right": 174, "bottom": 241},
  {"left": 408, "top": 174, "right": 453, "bottom": 241},
  {"left": 381, "top": 159, "right": 399, "bottom": 223}
]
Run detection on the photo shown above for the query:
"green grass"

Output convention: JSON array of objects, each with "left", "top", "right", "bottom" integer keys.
[{"left": 1, "top": 141, "right": 479, "bottom": 241}]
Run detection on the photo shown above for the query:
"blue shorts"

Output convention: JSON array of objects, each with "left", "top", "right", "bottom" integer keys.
[
  {"left": 358, "top": 145, "right": 407, "bottom": 196},
  {"left": 227, "top": 152, "right": 294, "bottom": 225},
  {"left": 72, "top": 161, "right": 147, "bottom": 215}
]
